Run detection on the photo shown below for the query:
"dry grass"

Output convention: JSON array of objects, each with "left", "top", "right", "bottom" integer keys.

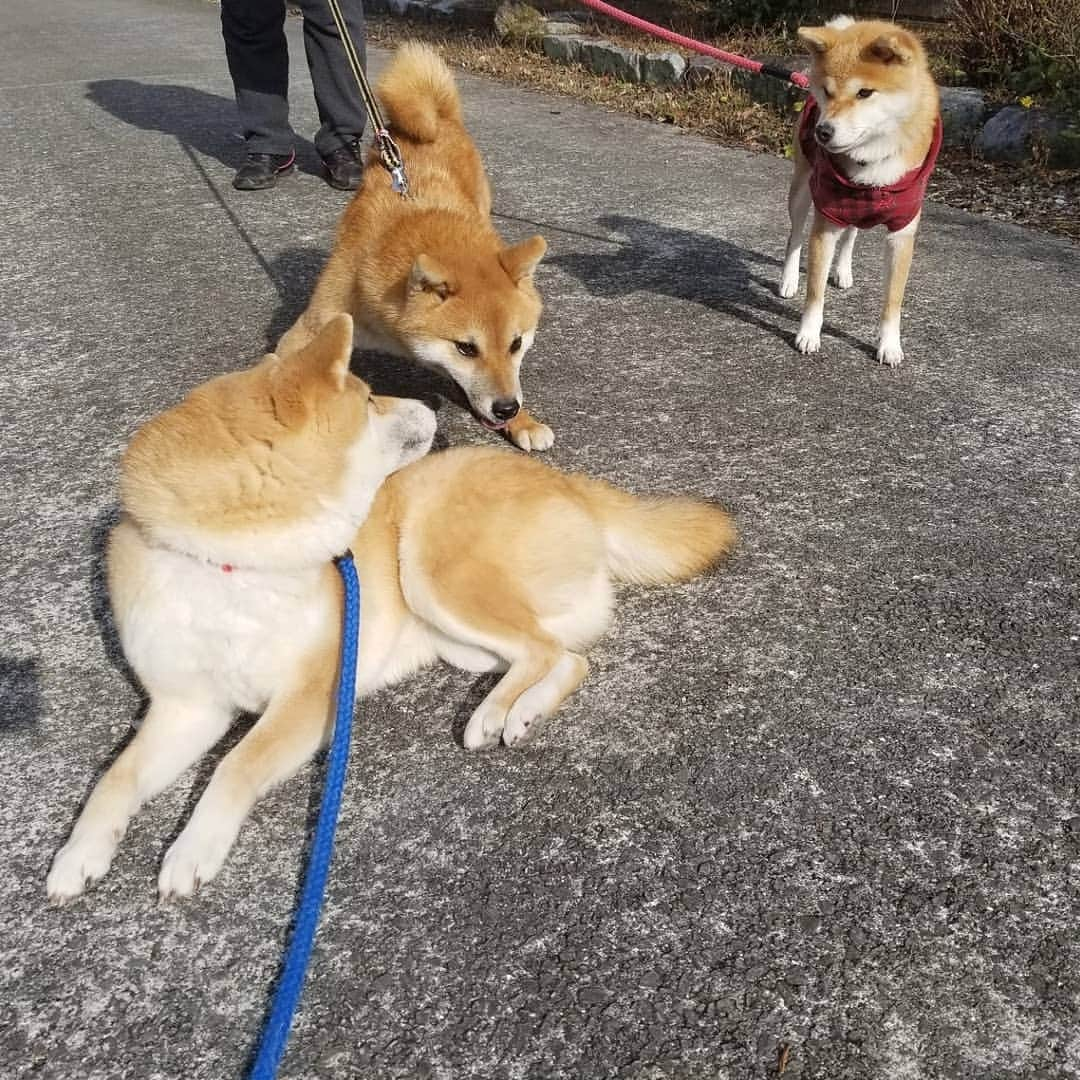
[
  {"left": 368, "top": 18, "right": 791, "bottom": 152},
  {"left": 367, "top": 16, "right": 1079, "bottom": 240},
  {"left": 951, "top": 0, "right": 1080, "bottom": 97}
]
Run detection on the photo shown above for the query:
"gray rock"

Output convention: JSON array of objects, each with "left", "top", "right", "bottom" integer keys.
[
  {"left": 494, "top": 2, "right": 545, "bottom": 41},
  {"left": 939, "top": 86, "right": 986, "bottom": 146},
  {"left": 580, "top": 39, "right": 641, "bottom": 83},
  {"left": 543, "top": 16, "right": 584, "bottom": 36},
  {"left": 976, "top": 104, "right": 1069, "bottom": 162},
  {"left": 682, "top": 55, "right": 726, "bottom": 87},
  {"left": 541, "top": 33, "right": 589, "bottom": 66},
  {"left": 640, "top": 51, "right": 686, "bottom": 86}
]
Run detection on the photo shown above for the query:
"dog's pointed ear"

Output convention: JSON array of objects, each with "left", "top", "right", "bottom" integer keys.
[
  {"left": 500, "top": 235, "right": 547, "bottom": 283},
  {"left": 797, "top": 26, "right": 836, "bottom": 56},
  {"left": 409, "top": 254, "right": 453, "bottom": 299},
  {"left": 296, "top": 313, "right": 353, "bottom": 391},
  {"left": 865, "top": 29, "right": 918, "bottom": 65}
]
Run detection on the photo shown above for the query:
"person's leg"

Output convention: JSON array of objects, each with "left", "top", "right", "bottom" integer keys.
[
  {"left": 294, "top": 0, "right": 367, "bottom": 186},
  {"left": 221, "top": 0, "right": 298, "bottom": 187}
]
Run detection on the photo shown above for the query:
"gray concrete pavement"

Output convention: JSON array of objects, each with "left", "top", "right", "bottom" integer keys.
[{"left": 3, "top": 0, "right": 1080, "bottom": 1077}]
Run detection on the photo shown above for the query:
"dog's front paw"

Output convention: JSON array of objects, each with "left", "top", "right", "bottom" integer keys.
[
  {"left": 778, "top": 272, "right": 800, "bottom": 299},
  {"left": 47, "top": 834, "right": 116, "bottom": 904},
  {"left": 506, "top": 410, "right": 554, "bottom": 453},
  {"left": 158, "top": 821, "right": 235, "bottom": 899},
  {"left": 795, "top": 309, "right": 824, "bottom": 355},
  {"left": 877, "top": 340, "right": 904, "bottom": 367},
  {"left": 794, "top": 326, "right": 821, "bottom": 355}
]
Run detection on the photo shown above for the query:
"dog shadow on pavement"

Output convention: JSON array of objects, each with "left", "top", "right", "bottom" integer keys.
[
  {"left": 85, "top": 79, "right": 324, "bottom": 178},
  {"left": 544, "top": 213, "right": 870, "bottom": 356},
  {"left": 0, "top": 657, "right": 43, "bottom": 734}
]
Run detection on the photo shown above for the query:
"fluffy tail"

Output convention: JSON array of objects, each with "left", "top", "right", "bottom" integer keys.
[
  {"left": 377, "top": 43, "right": 463, "bottom": 144},
  {"left": 570, "top": 475, "right": 737, "bottom": 585}
]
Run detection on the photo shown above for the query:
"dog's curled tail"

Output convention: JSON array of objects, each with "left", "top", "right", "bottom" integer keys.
[
  {"left": 571, "top": 476, "right": 737, "bottom": 585},
  {"left": 377, "top": 43, "right": 463, "bottom": 144}
]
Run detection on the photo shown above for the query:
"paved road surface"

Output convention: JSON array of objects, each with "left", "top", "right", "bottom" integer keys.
[{"left": 2, "top": 0, "right": 1079, "bottom": 1076}]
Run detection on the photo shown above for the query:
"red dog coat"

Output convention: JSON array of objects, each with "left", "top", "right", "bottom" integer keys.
[{"left": 799, "top": 98, "right": 942, "bottom": 232}]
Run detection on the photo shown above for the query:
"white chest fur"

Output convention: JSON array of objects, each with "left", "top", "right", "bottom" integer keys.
[{"left": 116, "top": 543, "right": 334, "bottom": 713}]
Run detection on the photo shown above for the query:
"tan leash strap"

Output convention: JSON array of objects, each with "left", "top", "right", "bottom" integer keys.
[{"left": 324, "top": 0, "right": 409, "bottom": 196}]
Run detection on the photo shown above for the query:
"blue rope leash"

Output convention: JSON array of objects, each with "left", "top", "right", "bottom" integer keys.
[{"left": 248, "top": 550, "right": 361, "bottom": 1080}]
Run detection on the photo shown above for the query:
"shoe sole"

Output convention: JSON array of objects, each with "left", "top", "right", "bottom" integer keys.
[
  {"left": 323, "top": 171, "right": 361, "bottom": 192},
  {"left": 232, "top": 163, "right": 297, "bottom": 192}
]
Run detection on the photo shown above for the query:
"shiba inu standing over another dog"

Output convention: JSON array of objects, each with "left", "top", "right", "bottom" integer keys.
[
  {"left": 47, "top": 317, "right": 735, "bottom": 902},
  {"left": 780, "top": 16, "right": 941, "bottom": 367},
  {"left": 278, "top": 44, "right": 555, "bottom": 451}
]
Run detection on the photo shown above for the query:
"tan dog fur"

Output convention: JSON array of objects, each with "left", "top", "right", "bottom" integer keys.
[
  {"left": 47, "top": 316, "right": 735, "bottom": 902},
  {"left": 278, "top": 44, "right": 553, "bottom": 451},
  {"left": 779, "top": 17, "right": 939, "bottom": 366}
]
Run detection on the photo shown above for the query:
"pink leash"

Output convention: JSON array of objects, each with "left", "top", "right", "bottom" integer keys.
[{"left": 573, "top": 0, "right": 811, "bottom": 89}]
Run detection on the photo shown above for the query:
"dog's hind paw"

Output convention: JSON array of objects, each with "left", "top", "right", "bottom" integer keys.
[
  {"left": 506, "top": 410, "right": 554, "bottom": 453},
  {"left": 504, "top": 695, "right": 548, "bottom": 748},
  {"left": 463, "top": 702, "right": 506, "bottom": 751},
  {"left": 778, "top": 273, "right": 800, "bottom": 299},
  {"left": 830, "top": 265, "right": 854, "bottom": 290}
]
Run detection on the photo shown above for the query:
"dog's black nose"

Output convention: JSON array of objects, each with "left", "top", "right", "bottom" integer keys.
[
  {"left": 491, "top": 398, "right": 520, "bottom": 422},
  {"left": 815, "top": 121, "right": 835, "bottom": 144}
]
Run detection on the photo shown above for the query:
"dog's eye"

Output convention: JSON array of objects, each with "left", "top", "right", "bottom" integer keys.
[
  {"left": 857, "top": 88, "right": 875, "bottom": 99},
  {"left": 509, "top": 336, "right": 522, "bottom": 354},
  {"left": 454, "top": 341, "right": 479, "bottom": 358}
]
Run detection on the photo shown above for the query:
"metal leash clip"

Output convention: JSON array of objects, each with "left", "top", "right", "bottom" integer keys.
[
  {"left": 376, "top": 129, "right": 409, "bottom": 198},
  {"left": 389, "top": 165, "right": 409, "bottom": 196}
]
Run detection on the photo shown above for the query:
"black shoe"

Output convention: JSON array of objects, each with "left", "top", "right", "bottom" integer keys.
[
  {"left": 232, "top": 151, "right": 296, "bottom": 191},
  {"left": 322, "top": 140, "right": 364, "bottom": 191}
]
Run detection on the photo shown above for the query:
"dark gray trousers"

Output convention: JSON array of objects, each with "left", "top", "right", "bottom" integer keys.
[{"left": 221, "top": 0, "right": 367, "bottom": 159}]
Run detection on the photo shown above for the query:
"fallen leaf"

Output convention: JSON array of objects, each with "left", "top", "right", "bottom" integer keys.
[{"left": 777, "top": 1043, "right": 791, "bottom": 1075}]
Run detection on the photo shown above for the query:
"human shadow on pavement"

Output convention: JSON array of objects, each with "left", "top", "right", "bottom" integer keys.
[
  {"left": 85, "top": 79, "right": 324, "bottom": 177},
  {"left": 546, "top": 213, "right": 871, "bottom": 356}
]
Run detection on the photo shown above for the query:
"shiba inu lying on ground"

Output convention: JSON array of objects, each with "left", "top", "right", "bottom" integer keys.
[
  {"left": 780, "top": 16, "right": 941, "bottom": 366},
  {"left": 278, "top": 43, "right": 553, "bottom": 451},
  {"left": 47, "top": 317, "right": 736, "bottom": 902}
]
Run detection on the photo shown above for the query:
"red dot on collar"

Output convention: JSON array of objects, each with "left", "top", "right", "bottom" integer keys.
[{"left": 221, "top": 564, "right": 234, "bottom": 573}]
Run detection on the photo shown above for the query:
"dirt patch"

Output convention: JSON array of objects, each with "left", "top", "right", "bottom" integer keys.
[{"left": 367, "top": 16, "right": 1080, "bottom": 241}]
